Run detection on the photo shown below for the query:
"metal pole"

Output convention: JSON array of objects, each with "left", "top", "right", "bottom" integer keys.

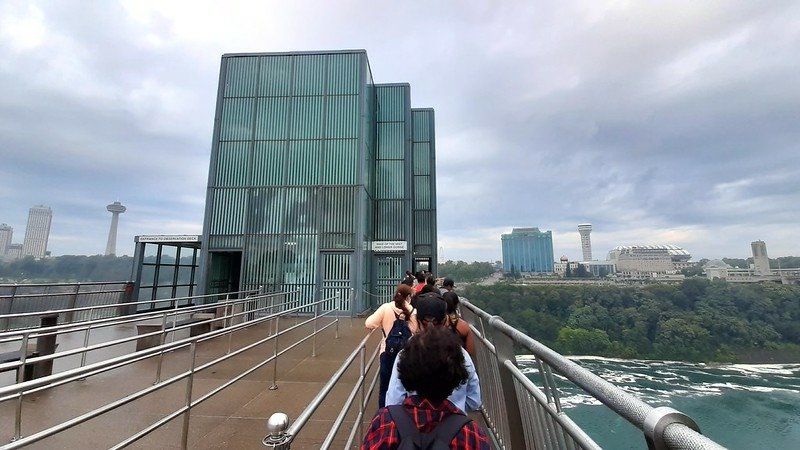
[
  {"left": 181, "top": 341, "right": 198, "bottom": 449},
  {"left": 269, "top": 315, "right": 280, "bottom": 390},
  {"left": 80, "top": 309, "right": 94, "bottom": 368},
  {"left": 12, "top": 332, "right": 31, "bottom": 441},
  {"left": 225, "top": 294, "right": 232, "bottom": 354},
  {"left": 312, "top": 299, "right": 319, "bottom": 358},
  {"left": 356, "top": 345, "right": 366, "bottom": 442},
  {"left": 335, "top": 293, "right": 340, "bottom": 339},
  {"left": 155, "top": 312, "right": 168, "bottom": 384}
]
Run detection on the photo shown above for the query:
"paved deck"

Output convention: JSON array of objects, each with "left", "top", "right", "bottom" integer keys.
[{"left": 1, "top": 317, "right": 387, "bottom": 449}]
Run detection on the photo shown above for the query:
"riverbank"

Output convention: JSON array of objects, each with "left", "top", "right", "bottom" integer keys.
[{"left": 733, "top": 345, "right": 800, "bottom": 364}]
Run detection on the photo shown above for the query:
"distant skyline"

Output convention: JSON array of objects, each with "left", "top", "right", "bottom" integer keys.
[{"left": 1, "top": 1, "right": 799, "bottom": 262}]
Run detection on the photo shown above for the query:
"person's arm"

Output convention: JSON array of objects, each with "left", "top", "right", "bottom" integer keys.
[
  {"left": 364, "top": 304, "right": 384, "bottom": 331},
  {"left": 462, "top": 350, "right": 482, "bottom": 412},
  {"left": 384, "top": 351, "right": 408, "bottom": 406},
  {"left": 459, "top": 320, "right": 475, "bottom": 358}
]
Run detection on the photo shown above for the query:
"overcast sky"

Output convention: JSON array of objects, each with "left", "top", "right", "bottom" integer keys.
[{"left": 1, "top": 0, "right": 799, "bottom": 262}]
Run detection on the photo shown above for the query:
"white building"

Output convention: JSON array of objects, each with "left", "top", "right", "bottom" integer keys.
[
  {"left": 0, "top": 223, "right": 12, "bottom": 256},
  {"left": 607, "top": 245, "right": 690, "bottom": 279},
  {"left": 22, "top": 205, "right": 52, "bottom": 259}
]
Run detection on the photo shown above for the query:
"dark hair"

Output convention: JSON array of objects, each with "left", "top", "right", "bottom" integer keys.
[
  {"left": 393, "top": 284, "right": 413, "bottom": 319},
  {"left": 415, "top": 271, "right": 426, "bottom": 283},
  {"left": 419, "top": 283, "right": 437, "bottom": 294},
  {"left": 425, "top": 274, "right": 436, "bottom": 286},
  {"left": 397, "top": 326, "right": 468, "bottom": 402},
  {"left": 442, "top": 291, "right": 460, "bottom": 315}
]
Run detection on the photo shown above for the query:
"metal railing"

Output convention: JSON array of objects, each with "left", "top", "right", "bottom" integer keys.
[
  {"left": 459, "top": 299, "right": 726, "bottom": 450},
  {"left": 0, "top": 290, "right": 343, "bottom": 449},
  {"left": 263, "top": 328, "right": 382, "bottom": 449},
  {"left": 0, "top": 281, "right": 131, "bottom": 330}
]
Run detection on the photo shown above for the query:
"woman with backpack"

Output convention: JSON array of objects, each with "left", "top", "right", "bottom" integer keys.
[
  {"left": 442, "top": 292, "right": 475, "bottom": 359},
  {"left": 365, "top": 283, "right": 417, "bottom": 408}
]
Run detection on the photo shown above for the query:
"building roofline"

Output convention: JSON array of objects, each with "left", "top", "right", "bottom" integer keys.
[
  {"left": 222, "top": 49, "right": 367, "bottom": 58},
  {"left": 411, "top": 107, "right": 435, "bottom": 112},
  {"left": 375, "top": 82, "right": 411, "bottom": 88}
]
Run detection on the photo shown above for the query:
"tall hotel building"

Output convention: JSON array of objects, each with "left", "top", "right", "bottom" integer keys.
[
  {"left": 501, "top": 227, "right": 554, "bottom": 274},
  {"left": 0, "top": 223, "right": 12, "bottom": 256},
  {"left": 22, "top": 205, "right": 52, "bottom": 258},
  {"left": 199, "top": 50, "right": 437, "bottom": 313}
]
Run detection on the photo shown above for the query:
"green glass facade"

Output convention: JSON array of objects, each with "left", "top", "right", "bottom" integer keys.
[
  {"left": 501, "top": 228, "right": 554, "bottom": 274},
  {"left": 199, "top": 50, "right": 436, "bottom": 314}
]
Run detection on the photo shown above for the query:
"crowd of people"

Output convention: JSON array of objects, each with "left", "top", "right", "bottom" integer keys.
[{"left": 363, "top": 270, "right": 489, "bottom": 450}]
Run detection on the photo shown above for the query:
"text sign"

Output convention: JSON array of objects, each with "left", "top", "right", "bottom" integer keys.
[
  {"left": 372, "top": 241, "right": 407, "bottom": 252},
  {"left": 137, "top": 235, "right": 200, "bottom": 243}
]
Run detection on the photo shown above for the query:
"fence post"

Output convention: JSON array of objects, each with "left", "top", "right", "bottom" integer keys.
[
  {"left": 65, "top": 283, "right": 81, "bottom": 323},
  {"left": 490, "top": 315, "right": 527, "bottom": 450},
  {"left": 181, "top": 341, "right": 198, "bottom": 449},
  {"left": 312, "top": 299, "right": 319, "bottom": 357},
  {"left": 269, "top": 315, "right": 280, "bottom": 390}
]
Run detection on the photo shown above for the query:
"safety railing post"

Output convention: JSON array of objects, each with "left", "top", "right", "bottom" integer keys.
[
  {"left": 490, "top": 316, "right": 527, "bottom": 450},
  {"left": 1, "top": 284, "right": 18, "bottom": 330},
  {"left": 225, "top": 294, "right": 233, "bottom": 354},
  {"left": 65, "top": 283, "right": 81, "bottom": 323},
  {"left": 312, "top": 299, "right": 319, "bottom": 357},
  {"left": 154, "top": 312, "right": 168, "bottom": 384},
  {"left": 181, "top": 341, "right": 198, "bottom": 450},
  {"left": 269, "top": 315, "right": 280, "bottom": 390},
  {"left": 80, "top": 307, "right": 94, "bottom": 368},
  {"left": 357, "top": 345, "right": 366, "bottom": 443},
  {"left": 12, "top": 332, "right": 30, "bottom": 441},
  {"left": 335, "top": 293, "right": 340, "bottom": 339}
]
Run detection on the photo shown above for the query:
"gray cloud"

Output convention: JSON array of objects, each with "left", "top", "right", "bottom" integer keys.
[{"left": 1, "top": 1, "right": 798, "bottom": 261}]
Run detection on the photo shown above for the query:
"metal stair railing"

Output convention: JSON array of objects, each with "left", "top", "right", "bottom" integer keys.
[
  {"left": 459, "top": 298, "right": 727, "bottom": 450},
  {"left": 0, "top": 291, "right": 342, "bottom": 449}
]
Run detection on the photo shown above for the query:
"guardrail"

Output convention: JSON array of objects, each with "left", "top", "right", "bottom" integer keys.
[
  {"left": 458, "top": 298, "right": 727, "bottom": 450},
  {"left": 0, "top": 281, "right": 131, "bottom": 330},
  {"left": 0, "top": 290, "right": 342, "bottom": 448}
]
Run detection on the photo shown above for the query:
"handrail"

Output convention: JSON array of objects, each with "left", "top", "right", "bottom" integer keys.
[
  {"left": 0, "top": 292, "right": 293, "bottom": 375},
  {"left": 459, "top": 298, "right": 727, "bottom": 450},
  {"left": 0, "top": 291, "right": 342, "bottom": 448},
  {"left": 263, "top": 327, "right": 381, "bottom": 449}
]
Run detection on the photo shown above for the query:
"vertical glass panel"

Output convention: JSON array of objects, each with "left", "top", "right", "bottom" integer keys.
[
  {"left": 157, "top": 265, "right": 176, "bottom": 285},
  {"left": 413, "top": 143, "right": 431, "bottom": 175},
  {"left": 376, "top": 85, "right": 406, "bottom": 121},
  {"left": 375, "top": 200, "right": 405, "bottom": 240},
  {"left": 286, "top": 141, "right": 321, "bottom": 185},
  {"left": 293, "top": 54, "right": 327, "bottom": 96},
  {"left": 224, "top": 57, "right": 259, "bottom": 97},
  {"left": 244, "top": 234, "right": 284, "bottom": 289},
  {"left": 414, "top": 211, "right": 433, "bottom": 245},
  {"left": 377, "top": 161, "right": 404, "bottom": 200},
  {"left": 210, "top": 188, "right": 247, "bottom": 235},
  {"left": 414, "top": 176, "right": 431, "bottom": 209},
  {"left": 141, "top": 265, "right": 156, "bottom": 287},
  {"left": 248, "top": 188, "right": 284, "bottom": 234},
  {"left": 138, "top": 288, "right": 153, "bottom": 302},
  {"left": 156, "top": 287, "right": 174, "bottom": 300},
  {"left": 255, "top": 97, "right": 290, "bottom": 140},
  {"left": 215, "top": 142, "right": 251, "bottom": 187},
  {"left": 325, "top": 95, "right": 358, "bottom": 138},
  {"left": 284, "top": 188, "right": 317, "bottom": 234},
  {"left": 290, "top": 96, "right": 324, "bottom": 139},
  {"left": 143, "top": 243, "right": 158, "bottom": 263},
  {"left": 177, "top": 266, "right": 194, "bottom": 284},
  {"left": 220, "top": 98, "right": 254, "bottom": 141},
  {"left": 259, "top": 55, "right": 293, "bottom": 96},
  {"left": 175, "top": 286, "right": 191, "bottom": 299},
  {"left": 159, "top": 245, "right": 177, "bottom": 264},
  {"left": 412, "top": 109, "right": 432, "bottom": 141},
  {"left": 323, "top": 140, "right": 358, "bottom": 185},
  {"left": 327, "top": 53, "right": 361, "bottom": 95},
  {"left": 378, "top": 122, "right": 405, "bottom": 159},
  {"left": 320, "top": 186, "right": 355, "bottom": 234},
  {"left": 252, "top": 141, "right": 286, "bottom": 186}
]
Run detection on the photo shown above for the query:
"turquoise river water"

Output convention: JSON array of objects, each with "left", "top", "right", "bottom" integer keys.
[{"left": 518, "top": 356, "right": 800, "bottom": 449}]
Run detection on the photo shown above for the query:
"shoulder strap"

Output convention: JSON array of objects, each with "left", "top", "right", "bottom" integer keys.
[
  {"left": 387, "top": 405, "right": 420, "bottom": 443},
  {"left": 429, "top": 412, "right": 472, "bottom": 447}
]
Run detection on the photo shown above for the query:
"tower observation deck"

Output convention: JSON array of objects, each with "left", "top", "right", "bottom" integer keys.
[{"left": 105, "top": 201, "right": 126, "bottom": 256}]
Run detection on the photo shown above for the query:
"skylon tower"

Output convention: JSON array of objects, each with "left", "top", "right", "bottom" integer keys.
[{"left": 105, "top": 201, "right": 126, "bottom": 256}]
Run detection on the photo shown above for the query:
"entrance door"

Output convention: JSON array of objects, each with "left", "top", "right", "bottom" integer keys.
[
  {"left": 318, "top": 253, "right": 351, "bottom": 312},
  {"left": 207, "top": 251, "right": 242, "bottom": 298}
]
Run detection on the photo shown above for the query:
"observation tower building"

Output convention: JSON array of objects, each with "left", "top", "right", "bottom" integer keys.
[
  {"left": 105, "top": 201, "right": 126, "bottom": 256},
  {"left": 578, "top": 223, "right": 592, "bottom": 261}
]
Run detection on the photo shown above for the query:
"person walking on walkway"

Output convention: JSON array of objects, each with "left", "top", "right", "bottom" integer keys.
[
  {"left": 442, "top": 291, "right": 475, "bottom": 359},
  {"left": 384, "top": 296, "right": 481, "bottom": 413},
  {"left": 361, "top": 325, "right": 490, "bottom": 450},
  {"left": 365, "top": 284, "right": 417, "bottom": 408}
]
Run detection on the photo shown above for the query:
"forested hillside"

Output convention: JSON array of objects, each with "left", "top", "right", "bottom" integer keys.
[
  {"left": 0, "top": 255, "right": 133, "bottom": 283},
  {"left": 462, "top": 280, "right": 800, "bottom": 362}
]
